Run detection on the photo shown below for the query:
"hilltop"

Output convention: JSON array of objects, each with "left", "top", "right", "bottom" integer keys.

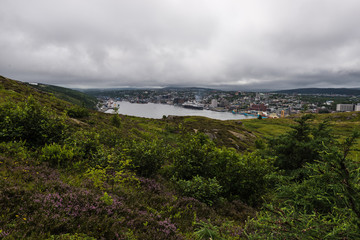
[{"left": 1, "top": 76, "right": 359, "bottom": 239}]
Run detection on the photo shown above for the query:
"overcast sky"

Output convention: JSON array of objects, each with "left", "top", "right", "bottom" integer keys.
[{"left": 1, "top": 0, "right": 360, "bottom": 90}]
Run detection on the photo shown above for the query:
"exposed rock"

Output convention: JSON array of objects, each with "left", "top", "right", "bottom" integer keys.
[
  {"left": 228, "top": 130, "right": 246, "bottom": 141},
  {"left": 205, "top": 132, "right": 216, "bottom": 140},
  {"left": 70, "top": 118, "right": 88, "bottom": 126}
]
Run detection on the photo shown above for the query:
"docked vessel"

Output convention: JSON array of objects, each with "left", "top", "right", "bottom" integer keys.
[{"left": 182, "top": 101, "right": 204, "bottom": 110}]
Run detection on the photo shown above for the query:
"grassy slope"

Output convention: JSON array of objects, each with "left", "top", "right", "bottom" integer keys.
[
  {"left": 0, "top": 75, "right": 97, "bottom": 109},
  {"left": 1, "top": 75, "right": 75, "bottom": 112},
  {"left": 28, "top": 83, "right": 98, "bottom": 109}
]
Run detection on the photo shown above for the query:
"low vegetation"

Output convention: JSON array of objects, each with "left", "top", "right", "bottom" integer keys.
[{"left": 0, "top": 76, "right": 359, "bottom": 239}]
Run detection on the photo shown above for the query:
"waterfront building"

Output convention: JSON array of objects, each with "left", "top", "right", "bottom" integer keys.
[
  {"left": 355, "top": 104, "right": 360, "bottom": 111},
  {"left": 250, "top": 104, "right": 267, "bottom": 111},
  {"left": 336, "top": 104, "right": 355, "bottom": 112},
  {"left": 210, "top": 99, "right": 218, "bottom": 108}
]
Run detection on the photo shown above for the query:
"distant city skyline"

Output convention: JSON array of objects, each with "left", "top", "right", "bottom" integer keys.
[{"left": 1, "top": 0, "right": 360, "bottom": 90}]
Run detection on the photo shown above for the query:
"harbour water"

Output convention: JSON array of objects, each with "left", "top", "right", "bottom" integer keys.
[{"left": 106, "top": 101, "right": 256, "bottom": 120}]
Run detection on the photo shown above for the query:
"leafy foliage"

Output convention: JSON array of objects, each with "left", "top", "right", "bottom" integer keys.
[
  {"left": 269, "top": 114, "right": 333, "bottom": 171},
  {"left": 0, "top": 96, "right": 67, "bottom": 147},
  {"left": 169, "top": 133, "right": 276, "bottom": 206},
  {"left": 66, "top": 106, "right": 90, "bottom": 118},
  {"left": 110, "top": 114, "right": 121, "bottom": 128},
  {"left": 126, "top": 139, "right": 168, "bottom": 177},
  {"left": 194, "top": 221, "right": 224, "bottom": 240},
  {"left": 40, "top": 143, "right": 76, "bottom": 168},
  {"left": 176, "top": 176, "right": 222, "bottom": 206},
  {"left": 245, "top": 131, "right": 360, "bottom": 239}
]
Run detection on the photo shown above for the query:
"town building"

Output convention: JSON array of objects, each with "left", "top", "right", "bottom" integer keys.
[
  {"left": 210, "top": 99, "right": 218, "bottom": 108},
  {"left": 336, "top": 104, "right": 354, "bottom": 112},
  {"left": 250, "top": 104, "right": 267, "bottom": 111},
  {"left": 355, "top": 104, "right": 360, "bottom": 111}
]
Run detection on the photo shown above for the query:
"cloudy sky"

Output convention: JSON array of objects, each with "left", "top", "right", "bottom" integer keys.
[{"left": 1, "top": 0, "right": 360, "bottom": 90}]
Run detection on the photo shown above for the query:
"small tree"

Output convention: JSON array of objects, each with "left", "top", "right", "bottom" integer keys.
[
  {"left": 111, "top": 114, "right": 121, "bottom": 128},
  {"left": 245, "top": 131, "right": 360, "bottom": 238},
  {"left": 268, "top": 114, "right": 333, "bottom": 171}
]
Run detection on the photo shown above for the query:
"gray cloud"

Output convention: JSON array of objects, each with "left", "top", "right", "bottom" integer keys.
[{"left": 1, "top": 0, "right": 360, "bottom": 90}]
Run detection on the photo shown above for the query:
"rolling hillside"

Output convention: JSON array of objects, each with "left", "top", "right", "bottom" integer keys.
[{"left": 0, "top": 75, "right": 97, "bottom": 109}]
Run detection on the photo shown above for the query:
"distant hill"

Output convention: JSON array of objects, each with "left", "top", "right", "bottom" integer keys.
[
  {"left": 82, "top": 86, "right": 221, "bottom": 97},
  {"left": 28, "top": 82, "right": 98, "bottom": 109},
  {"left": 274, "top": 88, "right": 360, "bottom": 95},
  {"left": 162, "top": 86, "right": 219, "bottom": 91}
]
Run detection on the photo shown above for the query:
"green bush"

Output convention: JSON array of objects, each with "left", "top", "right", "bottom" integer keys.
[
  {"left": 66, "top": 131, "right": 100, "bottom": 162},
  {"left": 171, "top": 133, "right": 216, "bottom": 180},
  {"left": 219, "top": 151, "right": 276, "bottom": 205},
  {"left": 0, "top": 141, "right": 29, "bottom": 160},
  {"left": 126, "top": 139, "right": 168, "bottom": 177},
  {"left": 245, "top": 132, "right": 360, "bottom": 239},
  {"left": 194, "top": 221, "right": 224, "bottom": 240},
  {"left": 40, "top": 143, "right": 75, "bottom": 167},
  {"left": 66, "top": 106, "right": 90, "bottom": 118},
  {"left": 176, "top": 176, "right": 222, "bottom": 206},
  {"left": 100, "top": 192, "right": 113, "bottom": 206},
  {"left": 170, "top": 133, "right": 276, "bottom": 205},
  {"left": 268, "top": 115, "right": 334, "bottom": 171},
  {"left": 110, "top": 114, "right": 121, "bottom": 128},
  {"left": 0, "top": 96, "right": 67, "bottom": 147}
]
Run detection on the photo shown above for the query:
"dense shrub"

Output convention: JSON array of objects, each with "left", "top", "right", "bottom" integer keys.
[
  {"left": 268, "top": 114, "right": 334, "bottom": 171},
  {"left": 66, "top": 131, "right": 100, "bottom": 162},
  {"left": 126, "top": 139, "right": 168, "bottom": 177},
  {"left": 171, "top": 133, "right": 216, "bottom": 180},
  {"left": 170, "top": 133, "right": 276, "bottom": 206},
  {"left": 219, "top": 152, "right": 276, "bottom": 205},
  {"left": 110, "top": 114, "right": 121, "bottom": 128},
  {"left": 0, "top": 96, "right": 67, "bottom": 147},
  {"left": 176, "top": 176, "right": 222, "bottom": 206},
  {"left": 66, "top": 106, "right": 89, "bottom": 118},
  {"left": 194, "top": 221, "right": 224, "bottom": 240},
  {"left": 98, "top": 129, "right": 123, "bottom": 147},
  {"left": 40, "top": 143, "right": 76, "bottom": 167},
  {"left": 0, "top": 141, "right": 29, "bottom": 160},
  {"left": 245, "top": 132, "right": 360, "bottom": 239}
]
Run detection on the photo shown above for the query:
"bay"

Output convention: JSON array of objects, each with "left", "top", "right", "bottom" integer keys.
[{"left": 105, "top": 101, "right": 256, "bottom": 120}]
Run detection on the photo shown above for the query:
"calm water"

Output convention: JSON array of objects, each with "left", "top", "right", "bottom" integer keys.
[{"left": 105, "top": 101, "right": 255, "bottom": 120}]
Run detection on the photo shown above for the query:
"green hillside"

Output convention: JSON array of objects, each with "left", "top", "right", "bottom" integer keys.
[
  {"left": 26, "top": 82, "right": 98, "bottom": 109},
  {"left": 1, "top": 76, "right": 360, "bottom": 239},
  {"left": 0, "top": 75, "right": 97, "bottom": 109}
]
